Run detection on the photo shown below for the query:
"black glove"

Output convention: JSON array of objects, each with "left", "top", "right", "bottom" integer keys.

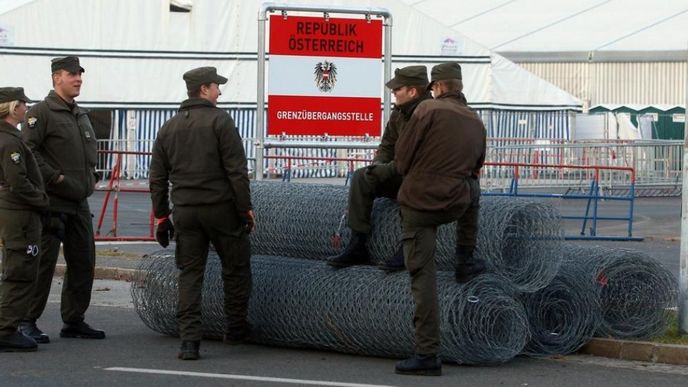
[{"left": 155, "top": 217, "right": 175, "bottom": 248}]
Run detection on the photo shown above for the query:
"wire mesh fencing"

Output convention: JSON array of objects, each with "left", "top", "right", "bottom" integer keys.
[{"left": 132, "top": 252, "right": 530, "bottom": 365}]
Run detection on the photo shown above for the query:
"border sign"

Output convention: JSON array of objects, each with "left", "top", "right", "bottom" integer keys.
[{"left": 267, "top": 15, "right": 383, "bottom": 136}]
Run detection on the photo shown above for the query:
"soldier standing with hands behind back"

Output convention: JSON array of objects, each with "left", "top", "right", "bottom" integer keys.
[
  {"left": 20, "top": 56, "right": 105, "bottom": 343},
  {"left": 0, "top": 87, "right": 49, "bottom": 352}
]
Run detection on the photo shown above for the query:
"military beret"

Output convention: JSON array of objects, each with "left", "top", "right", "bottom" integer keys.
[
  {"left": 0, "top": 87, "right": 31, "bottom": 104},
  {"left": 51, "top": 56, "right": 85, "bottom": 73},
  {"left": 183, "top": 66, "right": 228, "bottom": 91},
  {"left": 385, "top": 65, "right": 429, "bottom": 89},
  {"left": 428, "top": 62, "right": 462, "bottom": 89}
]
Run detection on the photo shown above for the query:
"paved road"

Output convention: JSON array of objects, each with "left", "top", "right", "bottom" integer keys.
[{"left": 1, "top": 280, "right": 687, "bottom": 387}]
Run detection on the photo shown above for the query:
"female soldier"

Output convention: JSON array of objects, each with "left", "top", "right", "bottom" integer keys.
[{"left": 0, "top": 87, "right": 49, "bottom": 352}]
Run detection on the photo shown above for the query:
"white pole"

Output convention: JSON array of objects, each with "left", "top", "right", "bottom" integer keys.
[{"left": 680, "top": 45, "right": 688, "bottom": 335}]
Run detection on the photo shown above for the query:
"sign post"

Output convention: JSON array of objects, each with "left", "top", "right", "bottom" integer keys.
[{"left": 257, "top": 3, "right": 392, "bottom": 179}]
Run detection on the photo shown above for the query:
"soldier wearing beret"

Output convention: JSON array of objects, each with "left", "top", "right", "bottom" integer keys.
[
  {"left": 20, "top": 56, "right": 105, "bottom": 343},
  {"left": 393, "top": 62, "right": 487, "bottom": 376},
  {"left": 0, "top": 87, "right": 49, "bottom": 352},
  {"left": 149, "top": 66, "right": 255, "bottom": 360},
  {"left": 327, "top": 65, "right": 433, "bottom": 270}
]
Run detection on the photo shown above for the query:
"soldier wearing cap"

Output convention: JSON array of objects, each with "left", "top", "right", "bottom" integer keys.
[
  {"left": 0, "top": 87, "right": 49, "bottom": 352},
  {"left": 327, "top": 65, "right": 432, "bottom": 270},
  {"left": 149, "top": 66, "right": 255, "bottom": 360},
  {"left": 393, "top": 62, "right": 486, "bottom": 376},
  {"left": 20, "top": 56, "right": 105, "bottom": 343}
]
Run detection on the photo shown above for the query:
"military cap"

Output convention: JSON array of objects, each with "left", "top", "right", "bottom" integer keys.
[
  {"left": 51, "top": 56, "right": 85, "bottom": 73},
  {"left": 427, "top": 62, "right": 462, "bottom": 89},
  {"left": 183, "top": 66, "right": 228, "bottom": 91},
  {"left": 385, "top": 65, "right": 429, "bottom": 89},
  {"left": 0, "top": 87, "right": 31, "bottom": 104}
]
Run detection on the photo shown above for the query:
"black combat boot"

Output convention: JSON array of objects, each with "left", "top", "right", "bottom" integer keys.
[
  {"left": 19, "top": 319, "right": 50, "bottom": 344},
  {"left": 224, "top": 324, "right": 251, "bottom": 345},
  {"left": 381, "top": 245, "right": 405, "bottom": 272},
  {"left": 327, "top": 232, "right": 370, "bottom": 267},
  {"left": 455, "top": 245, "right": 486, "bottom": 283},
  {"left": 0, "top": 331, "right": 38, "bottom": 352},
  {"left": 178, "top": 340, "right": 200, "bottom": 360},
  {"left": 60, "top": 321, "right": 106, "bottom": 339},
  {"left": 395, "top": 353, "right": 442, "bottom": 376}
]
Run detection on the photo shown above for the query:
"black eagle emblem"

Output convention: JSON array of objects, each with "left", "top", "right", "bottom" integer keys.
[{"left": 314, "top": 60, "right": 337, "bottom": 92}]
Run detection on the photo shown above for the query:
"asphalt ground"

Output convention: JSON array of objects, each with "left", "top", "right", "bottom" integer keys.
[{"left": 1, "top": 281, "right": 688, "bottom": 387}]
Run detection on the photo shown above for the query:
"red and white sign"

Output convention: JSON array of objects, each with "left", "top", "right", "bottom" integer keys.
[{"left": 268, "top": 15, "right": 382, "bottom": 136}]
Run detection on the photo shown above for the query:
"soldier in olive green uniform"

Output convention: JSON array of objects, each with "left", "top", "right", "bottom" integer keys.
[
  {"left": 149, "top": 66, "right": 255, "bottom": 361},
  {"left": 393, "top": 63, "right": 487, "bottom": 376},
  {"left": 0, "top": 87, "right": 49, "bottom": 352},
  {"left": 20, "top": 57, "right": 105, "bottom": 343},
  {"left": 327, "top": 66, "right": 432, "bottom": 270}
]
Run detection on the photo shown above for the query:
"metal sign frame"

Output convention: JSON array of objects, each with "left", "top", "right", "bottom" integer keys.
[{"left": 256, "top": 2, "right": 393, "bottom": 180}]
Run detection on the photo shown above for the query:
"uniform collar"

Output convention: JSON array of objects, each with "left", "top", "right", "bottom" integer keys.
[
  {"left": 45, "top": 90, "right": 79, "bottom": 113},
  {"left": 434, "top": 92, "right": 468, "bottom": 105},
  {"left": 0, "top": 120, "right": 21, "bottom": 138},
  {"left": 179, "top": 98, "right": 215, "bottom": 111},
  {"left": 396, "top": 91, "right": 433, "bottom": 119}
]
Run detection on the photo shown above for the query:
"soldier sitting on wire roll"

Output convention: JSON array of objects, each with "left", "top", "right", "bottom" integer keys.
[
  {"left": 0, "top": 87, "right": 49, "bottom": 352},
  {"left": 327, "top": 65, "right": 433, "bottom": 271}
]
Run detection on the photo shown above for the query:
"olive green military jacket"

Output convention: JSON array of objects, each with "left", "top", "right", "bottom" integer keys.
[
  {"left": 149, "top": 98, "right": 252, "bottom": 219},
  {"left": 0, "top": 121, "right": 49, "bottom": 211},
  {"left": 22, "top": 91, "right": 98, "bottom": 214},
  {"left": 374, "top": 92, "right": 433, "bottom": 164},
  {"left": 395, "top": 92, "right": 486, "bottom": 211}
]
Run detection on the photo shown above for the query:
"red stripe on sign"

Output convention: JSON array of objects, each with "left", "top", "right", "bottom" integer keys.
[
  {"left": 269, "top": 15, "right": 382, "bottom": 58},
  {"left": 268, "top": 95, "right": 381, "bottom": 136}
]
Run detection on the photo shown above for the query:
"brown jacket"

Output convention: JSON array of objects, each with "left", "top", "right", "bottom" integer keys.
[
  {"left": 395, "top": 92, "right": 486, "bottom": 211},
  {"left": 149, "top": 98, "right": 251, "bottom": 218},
  {"left": 0, "top": 121, "right": 49, "bottom": 211}
]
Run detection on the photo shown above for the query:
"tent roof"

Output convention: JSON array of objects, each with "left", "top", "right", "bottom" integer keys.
[
  {"left": 0, "top": 0, "right": 580, "bottom": 110},
  {"left": 403, "top": 0, "right": 688, "bottom": 56}
]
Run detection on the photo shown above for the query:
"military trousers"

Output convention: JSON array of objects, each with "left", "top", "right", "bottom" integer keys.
[
  {"left": 0, "top": 208, "right": 41, "bottom": 335},
  {"left": 173, "top": 201, "right": 251, "bottom": 342},
  {"left": 25, "top": 201, "right": 95, "bottom": 324},
  {"left": 347, "top": 162, "right": 403, "bottom": 234},
  {"left": 400, "top": 178, "right": 481, "bottom": 355}
]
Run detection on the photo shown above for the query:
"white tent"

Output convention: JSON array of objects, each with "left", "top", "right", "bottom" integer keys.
[
  {"left": 0, "top": 0, "right": 580, "bottom": 111},
  {"left": 1, "top": 0, "right": 582, "bottom": 177}
]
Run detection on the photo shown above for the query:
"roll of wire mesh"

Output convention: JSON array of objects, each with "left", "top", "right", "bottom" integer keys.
[
  {"left": 520, "top": 259, "right": 600, "bottom": 356},
  {"left": 131, "top": 251, "right": 530, "bottom": 365},
  {"left": 250, "top": 181, "right": 563, "bottom": 292},
  {"left": 562, "top": 244, "right": 677, "bottom": 339}
]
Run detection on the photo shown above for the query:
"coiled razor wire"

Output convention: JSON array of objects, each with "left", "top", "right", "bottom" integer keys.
[
  {"left": 250, "top": 181, "right": 563, "bottom": 293},
  {"left": 562, "top": 244, "right": 677, "bottom": 339},
  {"left": 132, "top": 251, "right": 530, "bottom": 365},
  {"left": 520, "top": 260, "right": 600, "bottom": 356}
]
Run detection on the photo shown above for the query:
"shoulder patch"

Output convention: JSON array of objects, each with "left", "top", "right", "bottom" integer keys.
[
  {"left": 27, "top": 117, "right": 37, "bottom": 128},
  {"left": 10, "top": 152, "right": 21, "bottom": 164}
]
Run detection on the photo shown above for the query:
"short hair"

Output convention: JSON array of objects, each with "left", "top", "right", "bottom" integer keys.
[
  {"left": 407, "top": 85, "right": 427, "bottom": 96},
  {"left": 437, "top": 79, "right": 463, "bottom": 93},
  {"left": 186, "top": 83, "right": 211, "bottom": 98},
  {"left": 0, "top": 100, "right": 20, "bottom": 118}
]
